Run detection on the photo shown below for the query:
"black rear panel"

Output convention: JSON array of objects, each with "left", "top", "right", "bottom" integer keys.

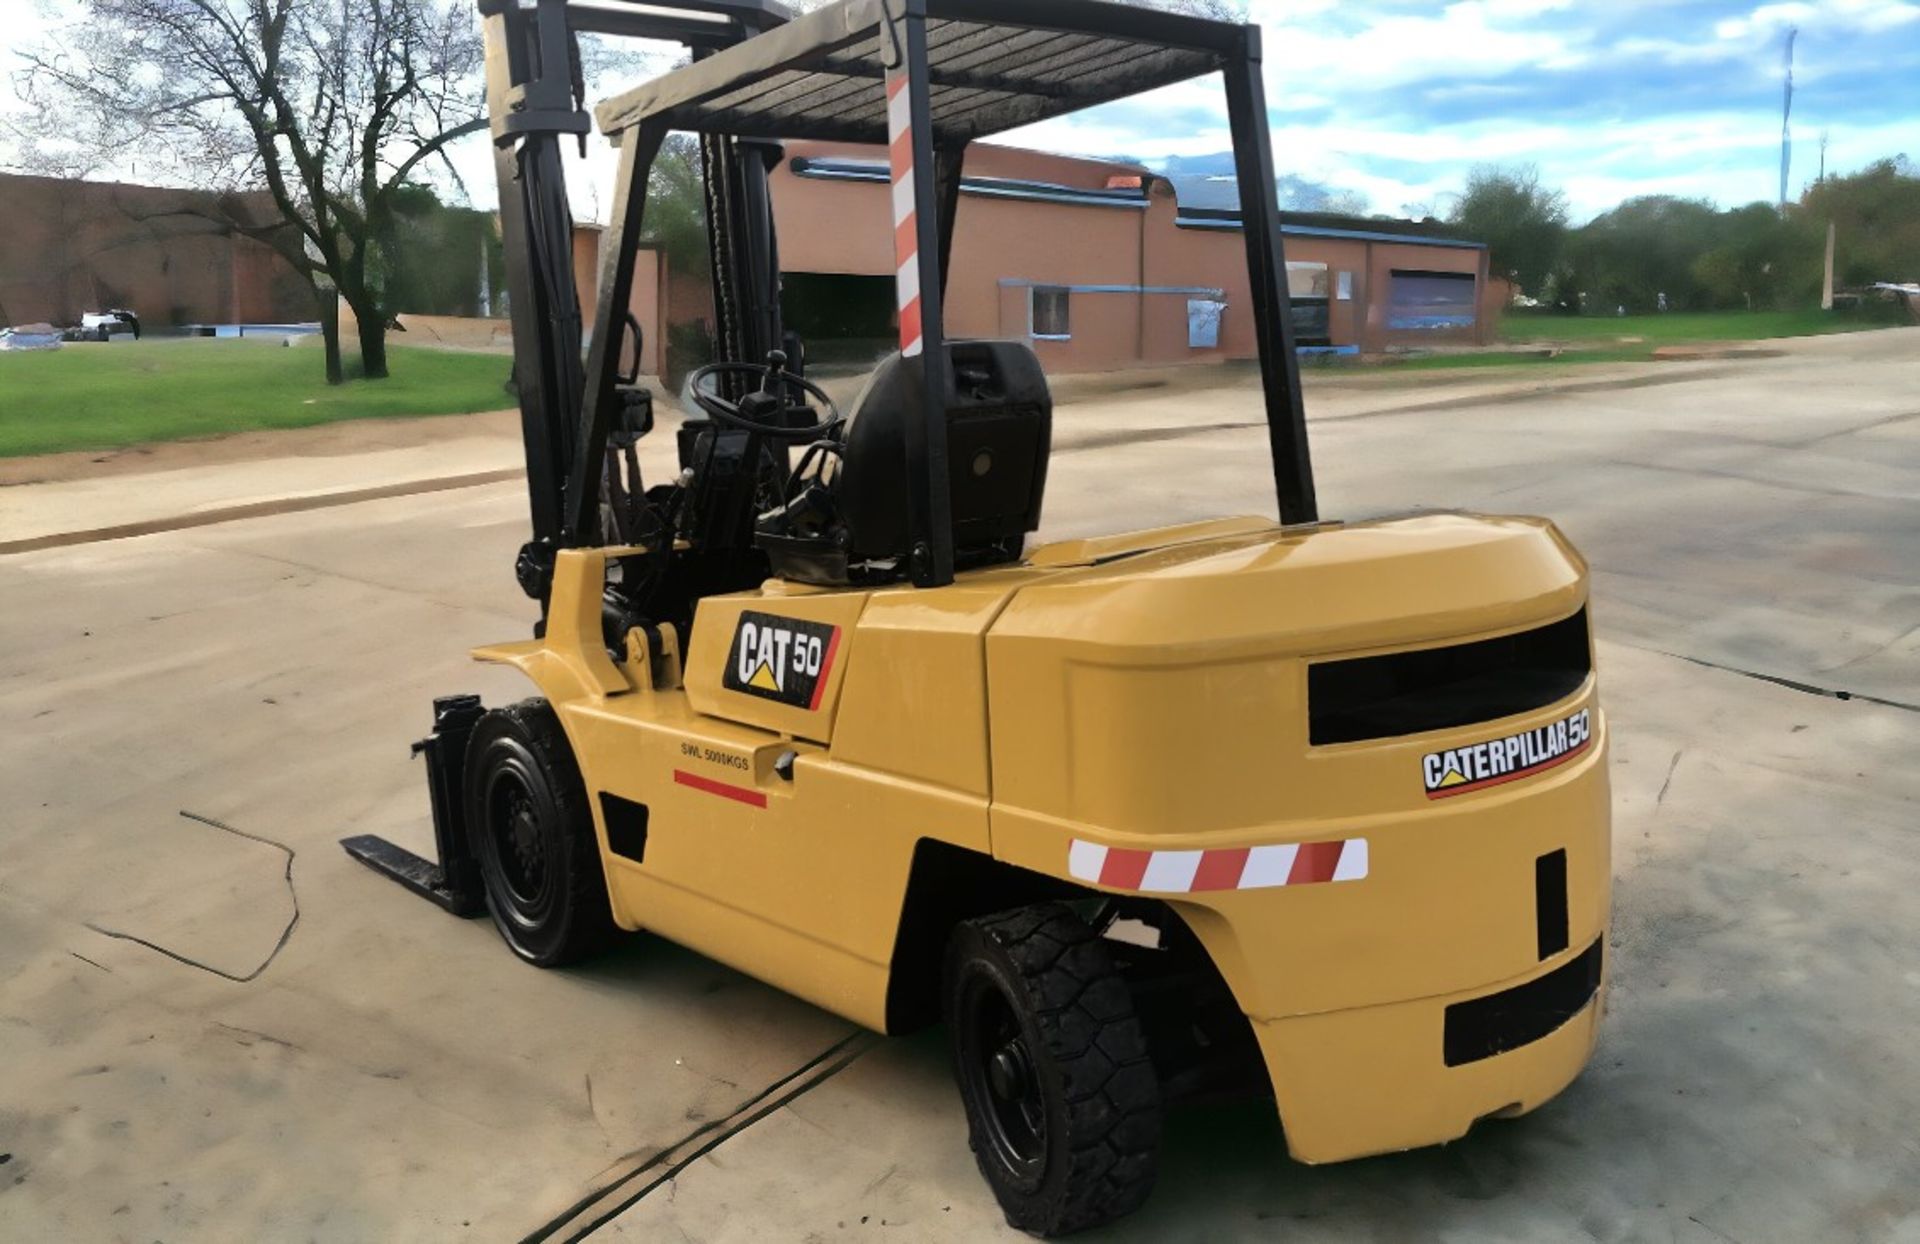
[
  {"left": 1309, "top": 608, "right": 1591, "bottom": 745},
  {"left": 599, "top": 793, "right": 650, "bottom": 864},
  {"left": 1535, "top": 849, "right": 1570, "bottom": 960},
  {"left": 1444, "top": 938, "right": 1602, "bottom": 1067}
]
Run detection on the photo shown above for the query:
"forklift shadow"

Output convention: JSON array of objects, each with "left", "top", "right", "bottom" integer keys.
[
  {"left": 559, "top": 926, "right": 814, "bottom": 1012},
  {"left": 865, "top": 1023, "right": 1579, "bottom": 1239},
  {"left": 540, "top": 928, "right": 1583, "bottom": 1237},
  {"left": 1119, "top": 1090, "right": 1589, "bottom": 1239}
]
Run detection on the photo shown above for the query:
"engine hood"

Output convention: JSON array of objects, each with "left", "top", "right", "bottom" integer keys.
[{"left": 1002, "top": 511, "right": 1588, "bottom": 661}]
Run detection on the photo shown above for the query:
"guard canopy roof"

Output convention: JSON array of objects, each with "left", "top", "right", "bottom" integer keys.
[{"left": 594, "top": 0, "right": 1250, "bottom": 142}]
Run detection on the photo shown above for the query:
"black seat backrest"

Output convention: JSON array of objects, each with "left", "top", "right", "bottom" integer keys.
[{"left": 834, "top": 340, "right": 1052, "bottom": 568}]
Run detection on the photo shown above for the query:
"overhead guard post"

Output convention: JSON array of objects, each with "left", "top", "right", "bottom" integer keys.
[
  {"left": 884, "top": 0, "right": 955, "bottom": 587},
  {"left": 566, "top": 120, "right": 668, "bottom": 545},
  {"left": 934, "top": 142, "right": 967, "bottom": 302},
  {"left": 1224, "top": 28, "right": 1318, "bottom": 525}
]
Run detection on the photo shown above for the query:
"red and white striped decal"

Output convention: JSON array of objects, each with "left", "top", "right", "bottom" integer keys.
[
  {"left": 884, "top": 71, "right": 923, "bottom": 358},
  {"left": 1067, "top": 838, "right": 1368, "bottom": 893},
  {"left": 807, "top": 625, "right": 842, "bottom": 712}
]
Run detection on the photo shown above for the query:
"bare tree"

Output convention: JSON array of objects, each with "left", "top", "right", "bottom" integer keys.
[
  {"left": 12, "top": 0, "right": 486, "bottom": 382},
  {"left": 1115, "top": 0, "right": 1248, "bottom": 19},
  {"left": 787, "top": 0, "right": 1247, "bottom": 15}
]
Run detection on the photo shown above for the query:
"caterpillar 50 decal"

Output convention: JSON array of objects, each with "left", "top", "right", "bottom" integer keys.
[
  {"left": 1423, "top": 708, "right": 1592, "bottom": 799},
  {"left": 723, "top": 610, "right": 843, "bottom": 710}
]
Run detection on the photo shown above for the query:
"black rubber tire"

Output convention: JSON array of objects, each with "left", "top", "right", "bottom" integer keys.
[
  {"left": 945, "top": 903, "right": 1163, "bottom": 1236},
  {"left": 464, "top": 699, "right": 617, "bottom": 967}
]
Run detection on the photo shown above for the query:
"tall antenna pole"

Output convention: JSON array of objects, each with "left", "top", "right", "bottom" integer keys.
[{"left": 1779, "top": 26, "right": 1797, "bottom": 209}]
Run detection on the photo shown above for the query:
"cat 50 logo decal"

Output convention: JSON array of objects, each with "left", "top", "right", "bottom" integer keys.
[
  {"left": 1422, "top": 708, "right": 1592, "bottom": 799},
  {"left": 723, "top": 611, "right": 842, "bottom": 711}
]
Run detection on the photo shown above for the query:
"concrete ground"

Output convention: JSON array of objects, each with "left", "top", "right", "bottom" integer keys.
[{"left": 1, "top": 328, "right": 1916, "bottom": 1242}]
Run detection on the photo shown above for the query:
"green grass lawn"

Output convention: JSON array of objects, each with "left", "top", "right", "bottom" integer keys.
[{"left": 0, "top": 338, "right": 513, "bottom": 458}]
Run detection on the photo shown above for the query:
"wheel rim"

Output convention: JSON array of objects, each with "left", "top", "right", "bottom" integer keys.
[
  {"left": 960, "top": 974, "right": 1047, "bottom": 1178},
  {"left": 483, "top": 761, "right": 551, "bottom": 921}
]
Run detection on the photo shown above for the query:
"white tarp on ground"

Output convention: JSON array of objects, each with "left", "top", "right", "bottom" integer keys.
[{"left": 0, "top": 324, "right": 63, "bottom": 351}]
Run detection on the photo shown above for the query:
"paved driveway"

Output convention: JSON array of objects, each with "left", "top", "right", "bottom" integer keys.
[{"left": 1, "top": 328, "right": 1915, "bottom": 1241}]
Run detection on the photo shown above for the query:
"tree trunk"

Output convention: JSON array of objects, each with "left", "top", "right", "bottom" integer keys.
[
  {"left": 352, "top": 300, "right": 390, "bottom": 380},
  {"left": 316, "top": 287, "right": 344, "bottom": 386}
]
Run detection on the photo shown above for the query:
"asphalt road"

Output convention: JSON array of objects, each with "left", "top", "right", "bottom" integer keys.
[{"left": 1, "top": 328, "right": 1915, "bottom": 1242}]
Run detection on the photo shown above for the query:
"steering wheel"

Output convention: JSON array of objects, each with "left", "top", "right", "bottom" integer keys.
[{"left": 687, "top": 350, "right": 842, "bottom": 441}]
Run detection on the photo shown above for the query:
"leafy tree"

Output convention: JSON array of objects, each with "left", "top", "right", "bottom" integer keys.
[
  {"left": 638, "top": 134, "right": 721, "bottom": 387},
  {"left": 1691, "top": 202, "right": 1817, "bottom": 310},
  {"left": 1575, "top": 195, "right": 1723, "bottom": 312},
  {"left": 379, "top": 182, "right": 504, "bottom": 318},
  {"left": 644, "top": 135, "right": 711, "bottom": 286},
  {"left": 1801, "top": 156, "right": 1920, "bottom": 288},
  {"left": 1447, "top": 164, "right": 1568, "bottom": 297},
  {"left": 13, "top": 0, "right": 486, "bottom": 383}
]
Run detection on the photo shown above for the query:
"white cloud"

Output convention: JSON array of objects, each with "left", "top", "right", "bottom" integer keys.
[
  {"left": 1244, "top": 0, "right": 1581, "bottom": 88},
  {"left": 1459, "top": 0, "right": 1574, "bottom": 20},
  {"left": 1253, "top": 0, "right": 1340, "bottom": 15},
  {"left": 1716, "top": 0, "right": 1920, "bottom": 38},
  {"left": 7, "top": 0, "right": 1911, "bottom": 230}
]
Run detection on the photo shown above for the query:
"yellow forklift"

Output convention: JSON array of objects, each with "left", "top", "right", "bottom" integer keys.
[{"left": 344, "top": 0, "right": 1612, "bottom": 1233}]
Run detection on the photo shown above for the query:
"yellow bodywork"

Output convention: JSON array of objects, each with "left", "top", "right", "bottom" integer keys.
[{"left": 476, "top": 511, "right": 1610, "bottom": 1165}]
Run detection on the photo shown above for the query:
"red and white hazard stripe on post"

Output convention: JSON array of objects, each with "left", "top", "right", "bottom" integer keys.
[
  {"left": 1067, "top": 838, "right": 1369, "bottom": 893},
  {"left": 884, "top": 72, "right": 923, "bottom": 358}
]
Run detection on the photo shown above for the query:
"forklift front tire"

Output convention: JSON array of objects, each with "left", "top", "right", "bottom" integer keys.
[
  {"left": 945, "top": 903, "right": 1163, "bottom": 1236},
  {"left": 464, "top": 700, "right": 617, "bottom": 968}
]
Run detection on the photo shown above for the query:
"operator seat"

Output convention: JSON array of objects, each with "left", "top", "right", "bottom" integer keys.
[{"left": 756, "top": 340, "right": 1052, "bottom": 585}]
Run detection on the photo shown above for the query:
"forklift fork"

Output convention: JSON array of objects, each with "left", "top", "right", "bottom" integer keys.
[{"left": 341, "top": 695, "right": 488, "bottom": 918}]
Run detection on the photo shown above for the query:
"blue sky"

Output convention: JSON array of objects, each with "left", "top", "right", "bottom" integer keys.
[
  {"left": 1004, "top": 0, "right": 1920, "bottom": 219},
  {"left": 3, "top": 0, "right": 1916, "bottom": 222}
]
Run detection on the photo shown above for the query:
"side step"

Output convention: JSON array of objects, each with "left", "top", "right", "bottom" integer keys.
[{"left": 339, "top": 694, "right": 488, "bottom": 919}]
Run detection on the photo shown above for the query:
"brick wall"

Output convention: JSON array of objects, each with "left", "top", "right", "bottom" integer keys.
[{"left": 0, "top": 174, "right": 312, "bottom": 329}]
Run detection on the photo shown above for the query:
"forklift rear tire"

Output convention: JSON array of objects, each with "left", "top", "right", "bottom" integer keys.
[
  {"left": 464, "top": 699, "right": 617, "bottom": 967},
  {"left": 945, "top": 903, "right": 1163, "bottom": 1236}
]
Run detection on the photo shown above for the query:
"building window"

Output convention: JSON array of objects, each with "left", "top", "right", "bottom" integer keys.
[
  {"left": 1288, "top": 262, "right": 1333, "bottom": 346},
  {"left": 1286, "top": 261, "right": 1330, "bottom": 299},
  {"left": 1031, "top": 286, "right": 1071, "bottom": 339},
  {"left": 1336, "top": 270, "right": 1354, "bottom": 301}
]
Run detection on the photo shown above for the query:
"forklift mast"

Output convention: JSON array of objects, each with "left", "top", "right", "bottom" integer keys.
[
  {"left": 477, "top": 0, "right": 793, "bottom": 608},
  {"left": 480, "top": 0, "right": 1317, "bottom": 602}
]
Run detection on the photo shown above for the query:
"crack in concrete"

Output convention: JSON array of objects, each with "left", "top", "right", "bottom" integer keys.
[
  {"left": 1657, "top": 751, "right": 1683, "bottom": 807},
  {"left": 213, "top": 1021, "right": 300, "bottom": 1051},
  {"left": 1687, "top": 1212, "right": 1744, "bottom": 1244},
  {"left": 82, "top": 811, "right": 300, "bottom": 984},
  {"left": 203, "top": 544, "right": 531, "bottom": 627},
  {"left": 1656, "top": 652, "right": 1920, "bottom": 714},
  {"left": 1788, "top": 407, "right": 1920, "bottom": 448},
  {"left": 1816, "top": 622, "right": 1920, "bottom": 677},
  {"left": 522, "top": 1031, "right": 878, "bottom": 1243},
  {"left": 1316, "top": 363, "right": 1751, "bottom": 422},
  {"left": 1616, "top": 458, "right": 1872, "bottom": 502}
]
